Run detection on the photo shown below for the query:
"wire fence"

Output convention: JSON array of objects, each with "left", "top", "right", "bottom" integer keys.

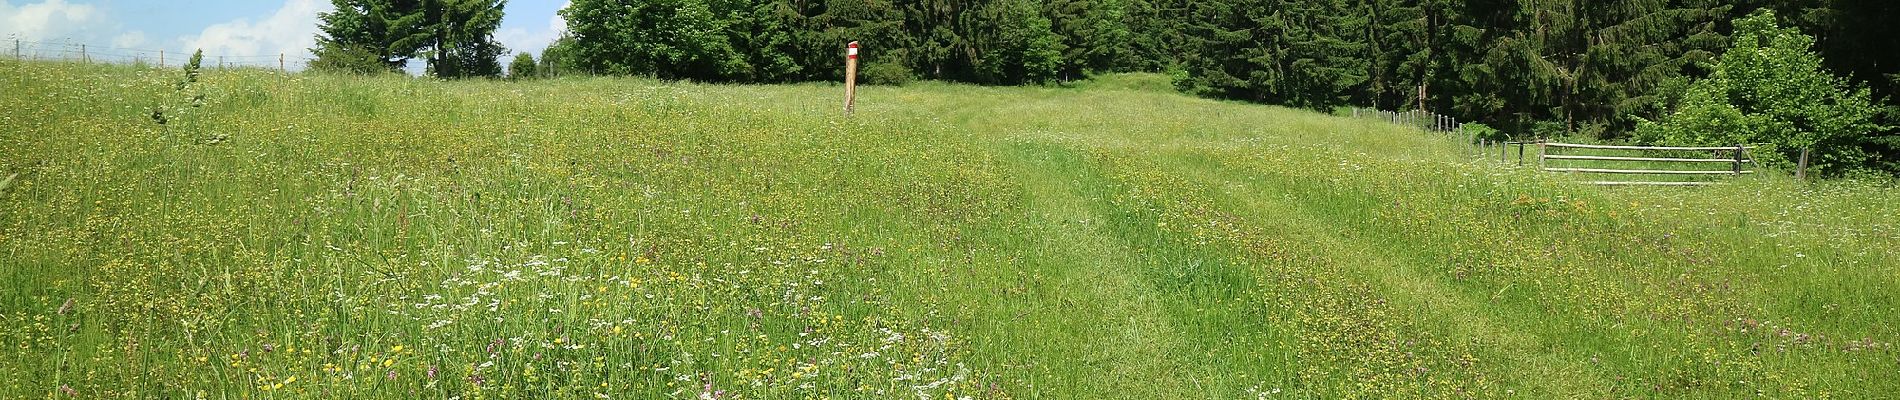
[
  {"left": 6, "top": 38, "right": 308, "bottom": 71},
  {"left": 1347, "top": 106, "right": 1537, "bottom": 165},
  {"left": 1349, "top": 107, "right": 1464, "bottom": 133}
]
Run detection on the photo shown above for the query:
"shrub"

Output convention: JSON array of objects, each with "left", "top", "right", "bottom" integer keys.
[
  {"left": 859, "top": 62, "right": 915, "bottom": 86},
  {"left": 309, "top": 44, "right": 393, "bottom": 75},
  {"left": 1461, "top": 122, "right": 1506, "bottom": 143},
  {"left": 1635, "top": 10, "right": 1885, "bottom": 176},
  {"left": 509, "top": 52, "right": 538, "bottom": 80}
]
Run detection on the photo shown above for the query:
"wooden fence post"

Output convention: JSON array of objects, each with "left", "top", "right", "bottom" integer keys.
[
  {"left": 843, "top": 41, "right": 859, "bottom": 115},
  {"left": 1796, "top": 147, "right": 1810, "bottom": 181},
  {"left": 1732, "top": 145, "right": 1744, "bottom": 174},
  {"left": 279, "top": 53, "right": 285, "bottom": 73}
]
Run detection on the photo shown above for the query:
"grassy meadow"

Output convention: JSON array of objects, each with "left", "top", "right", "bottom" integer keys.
[{"left": 1, "top": 59, "right": 1897, "bottom": 399}]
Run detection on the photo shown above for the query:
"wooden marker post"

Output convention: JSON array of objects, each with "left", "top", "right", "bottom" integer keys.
[
  {"left": 1796, "top": 147, "right": 1811, "bottom": 181},
  {"left": 843, "top": 41, "right": 860, "bottom": 115}
]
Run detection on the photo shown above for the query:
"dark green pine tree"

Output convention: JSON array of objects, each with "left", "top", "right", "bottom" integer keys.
[
  {"left": 1568, "top": 0, "right": 1730, "bottom": 138},
  {"left": 1273, "top": 0, "right": 1368, "bottom": 110},
  {"left": 1171, "top": 0, "right": 1265, "bottom": 99},
  {"left": 313, "top": 0, "right": 429, "bottom": 72},
  {"left": 314, "top": 0, "right": 507, "bottom": 78},
  {"left": 1044, "top": 0, "right": 1134, "bottom": 81},
  {"left": 1360, "top": 0, "right": 1420, "bottom": 110},
  {"left": 421, "top": 0, "right": 508, "bottom": 78},
  {"left": 1173, "top": 0, "right": 1368, "bottom": 111},
  {"left": 892, "top": 0, "right": 981, "bottom": 81},
  {"left": 1121, "top": 0, "right": 1187, "bottom": 73}
]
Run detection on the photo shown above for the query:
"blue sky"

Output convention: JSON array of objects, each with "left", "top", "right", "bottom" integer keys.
[{"left": 1, "top": 0, "right": 570, "bottom": 72}]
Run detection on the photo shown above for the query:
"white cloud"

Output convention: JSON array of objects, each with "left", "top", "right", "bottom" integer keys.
[
  {"left": 1, "top": 0, "right": 106, "bottom": 42},
  {"left": 494, "top": 0, "right": 568, "bottom": 58},
  {"left": 110, "top": 30, "right": 145, "bottom": 48},
  {"left": 177, "top": 0, "right": 331, "bottom": 68}
]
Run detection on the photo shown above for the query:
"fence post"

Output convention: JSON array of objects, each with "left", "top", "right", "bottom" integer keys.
[
  {"left": 1538, "top": 140, "right": 1547, "bottom": 170},
  {"left": 279, "top": 53, "right": 285, "bottom": 73},
  {"left": 843, "top": 41, "right": 860, "bottom": 115},
  {"left": 80, "top": 44, "right": 87, "bottom": 63},
  {"left": 1500, "top": 140, "right": 1507, "bottom": 162},
  {"left": 1796, "top": 147, "right": 1810, "bottom": 181},
  {"left": 1732, "top": 145, "right": 1744, "bottom": 174},
  {"left": 219, "top": 55, "right": 225, "bottom": 69},
  {"left": 12, "top": 39, "right": 18, "bottom": 59},
  {"left": 158, "top": 50, "right": 164, "bottom": 67},
  {"left": 1517, "top": 142, "right": 1525, "bottom": 166}
]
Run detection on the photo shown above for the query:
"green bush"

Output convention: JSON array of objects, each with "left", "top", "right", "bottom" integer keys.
[
  {"left": 509, "top": 52, "right": 537, "bottom": 80},
  {"left": 1635, "top": 10, "right": 1885, "bottom": 176},
  {"left": 859, "top": 62, "right": 915, "bottom": 86},
  {"left": 309, "top": 44, "right": 394, "bottom": 75},
  {"left": 1461, "top": 122, "right": 1506, "bottom": 143}
]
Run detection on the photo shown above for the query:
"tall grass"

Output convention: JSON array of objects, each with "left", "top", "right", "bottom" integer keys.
[{"left": 1, "top": 60, "right": 1895, "bottom": 398}]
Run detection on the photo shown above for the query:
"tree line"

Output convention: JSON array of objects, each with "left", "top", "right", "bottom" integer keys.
[
  {"left": 311, "top": 0, "right": 508, "bottom": 78},
  {"left": 310, "top": 0, "right": 1899, "bottom": 176}
]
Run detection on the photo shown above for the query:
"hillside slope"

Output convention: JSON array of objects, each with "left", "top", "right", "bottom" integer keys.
[{"left": 2, "top": 61, "right": 1896, "bottom": 398}]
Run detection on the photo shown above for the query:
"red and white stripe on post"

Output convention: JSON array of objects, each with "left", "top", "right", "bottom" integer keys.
[{"left": 847, "top": 41, "right": 860, "bottom": 60}]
